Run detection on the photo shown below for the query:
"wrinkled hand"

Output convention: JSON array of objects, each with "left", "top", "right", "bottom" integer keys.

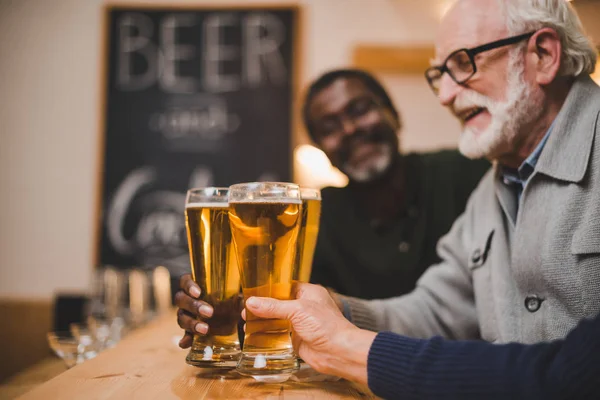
[
  {"left": 174, "top": 274, "right": 215, "bottom": 348},
  {"left": 244, "top": 283, "right": 376, "bottom": 384}
]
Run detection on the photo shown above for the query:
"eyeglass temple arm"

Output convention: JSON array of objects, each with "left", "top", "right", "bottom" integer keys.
[{"left": 468, "top": 31, "right": 536, "bottom": 56}]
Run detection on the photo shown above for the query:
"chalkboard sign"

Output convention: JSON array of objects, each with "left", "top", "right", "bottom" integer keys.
[{"left": 97, "top": 5, "right": 301, "bottom": 276}]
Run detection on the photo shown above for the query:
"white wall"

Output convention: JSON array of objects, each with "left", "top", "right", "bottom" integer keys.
[{"left": 0, "top": 0, "right": 103, "bottom": 300}]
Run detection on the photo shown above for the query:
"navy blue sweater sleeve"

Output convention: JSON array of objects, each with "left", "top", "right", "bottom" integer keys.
[{"left": 367, "top": 315, "right": 600, "bottom": 400}]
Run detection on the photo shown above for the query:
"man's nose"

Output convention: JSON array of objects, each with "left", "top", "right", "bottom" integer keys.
[
  {"left": 340, "top": 116, "right": 357, "bottom": 136},
  {"left": 437, "top": 73, "right": 462, "bottom": 107}
]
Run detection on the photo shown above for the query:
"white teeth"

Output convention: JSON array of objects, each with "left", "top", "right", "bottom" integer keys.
[{"left": 461, "top": 107, "right": 483, "bottom": 121}]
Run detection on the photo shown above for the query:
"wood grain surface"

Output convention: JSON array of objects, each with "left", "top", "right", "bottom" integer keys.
[{"left": 15, "top": 311, "right": 378, "bottom": 400}]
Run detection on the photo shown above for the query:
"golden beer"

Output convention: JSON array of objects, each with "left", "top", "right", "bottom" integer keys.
[
  {"left": 228, "top": 183, "right": 302, "bottom": 382},
  {"left": 294, "top": 189, "right": 322, "bottom": 283},
  {"left": 184, "top": 188, "right": 241, "bottom": 367}
]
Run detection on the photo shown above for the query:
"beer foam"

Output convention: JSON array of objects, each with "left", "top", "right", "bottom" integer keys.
[
  {"left": 253, "top": 354, "right": 267, "bottom": 369},
  {"left": 185, "top": 202, "right": 228, "bottom": 208},
  {"left": 202, "top": 346, "right": 214, "bottom": 360},
  {"left": 301, "top": 194, "right": 321, "bottom": 200},
  {"left": 228, "top": 199, "right": 302, "bottom": 204},
  {"left": 300, "top": 188, "right": 321, "bottom": 200}
]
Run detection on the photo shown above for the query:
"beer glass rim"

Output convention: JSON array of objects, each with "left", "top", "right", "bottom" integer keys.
[
  {"left": 228, "top": 182, "right": 301, "bottom": 203},
  {"left": 300, "top": 187, "right": 321, "bottom": 200},
  {"left": 186, "top": 187, "right": 229, "bottom": 205}
]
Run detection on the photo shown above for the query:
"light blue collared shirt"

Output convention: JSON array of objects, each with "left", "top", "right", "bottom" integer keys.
[{"left": 501, "top": 122, "right": 554, "bottom": 201}]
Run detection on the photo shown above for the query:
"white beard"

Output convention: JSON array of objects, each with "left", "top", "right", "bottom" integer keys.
[
  {"left": 457, "top": 54, "right": 544, "bottom": 160},
  {"left": 343, "top": 143, "right": 394, "bottom": 183}
]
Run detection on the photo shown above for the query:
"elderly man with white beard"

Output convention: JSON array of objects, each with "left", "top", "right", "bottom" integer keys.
[
  {"left": 329, "top": 0, "right": 600, "bottom": 345},
  {"left": 176, "top": 0, "right": 600, "bottom": 397}
]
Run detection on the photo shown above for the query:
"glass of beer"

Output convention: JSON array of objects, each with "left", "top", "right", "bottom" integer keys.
[
  {"left": 293, "top": 188, "right": 322, "bottom": 283},
  {"left": 228, "top": 182, "right": 302, "bottom": 382},
  {"left": 184, "top": 188, "right": 242, "bottom": 368}
]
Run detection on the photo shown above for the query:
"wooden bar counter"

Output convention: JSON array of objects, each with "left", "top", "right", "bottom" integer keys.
[{"left": 14, "top": 312, "right": 377, "bottom": 399}]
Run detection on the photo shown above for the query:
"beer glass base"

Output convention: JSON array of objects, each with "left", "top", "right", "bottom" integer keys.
[
  {"left": 185, "top": 355, "right": 239, "bottom": 369},
  {"left": 251, "top": 374, "right": 293, "bottom": 383},
  {"left": 185, "top": 342, "right": 241, "bottom": 368},
  {"left": 236, "top": 351, "right": 299, "bottom": 382}
]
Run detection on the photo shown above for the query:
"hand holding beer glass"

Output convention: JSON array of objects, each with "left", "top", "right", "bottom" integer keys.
[
  {"left": 228, "top": 182, "right": 302, "bottom": 382},
  {"left": 184, "top": 188, "right": 242, "bottom": 367}
]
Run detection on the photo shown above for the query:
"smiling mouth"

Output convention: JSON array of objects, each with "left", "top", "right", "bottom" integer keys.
[
  {"left": 458, "top": 107, "right": 485, "bottom": 123},
  {"left": 348, "top": 143, "right": 380, "bottom": 165}
]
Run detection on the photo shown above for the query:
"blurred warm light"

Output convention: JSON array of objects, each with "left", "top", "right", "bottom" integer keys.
[
  {"left": 294, "top": 144, "right": 348, "bottom": 189},
  {"left": 438, "top": 0, "right": 456, "bottom": 20},
  {"left": 593, "top": 62, "right": 600, "bottom": 86}
]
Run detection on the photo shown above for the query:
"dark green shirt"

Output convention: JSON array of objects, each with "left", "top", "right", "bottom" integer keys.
[{"left": 310, "top": 150, "right": 490, "bottom": 299}]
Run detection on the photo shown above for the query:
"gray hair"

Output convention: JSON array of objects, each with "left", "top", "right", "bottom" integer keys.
[{"left": 499, "top": 0, "right": 597, "bottom": 77}]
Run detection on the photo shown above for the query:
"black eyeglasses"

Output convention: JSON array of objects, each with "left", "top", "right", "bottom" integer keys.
[
  {"left": 313, "top": 96, "right": 382, "bottom": 138},
  {"left": 425, "top": 31, "right": 536, "bottom": 94}
]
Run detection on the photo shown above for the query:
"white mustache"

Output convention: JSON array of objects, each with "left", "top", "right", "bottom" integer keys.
[{"left": 451, "top": 90, "right": 499, "bottom": 117}]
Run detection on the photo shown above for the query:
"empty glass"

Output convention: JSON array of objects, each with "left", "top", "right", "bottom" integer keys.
[
  {"left": 70, "top": 323, "right": 99, "bottom": 359},
  {"left": 88, "top": 316, "right": 126, "bottom": 349},
  {"left": 47, "top": 331, "right": 94, "bottom": 368}
]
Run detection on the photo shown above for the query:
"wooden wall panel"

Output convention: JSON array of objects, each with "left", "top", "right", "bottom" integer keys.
[
  {"left": 353, "top": 45, "right": 435, "bottom": 74},
  {"left": 0, "top": 300, "right": 53, "bottom": 381}
]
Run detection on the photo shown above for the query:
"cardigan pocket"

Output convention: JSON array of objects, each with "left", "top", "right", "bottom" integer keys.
[
  {"left": 571, "top": 221, "right": 600, "bottom": 255},
  {"left": 468, "top": 230, "right": 495, "bottom": 270},
  {"left": 570, "top": 215, "right": 600, "bottom": 318}
]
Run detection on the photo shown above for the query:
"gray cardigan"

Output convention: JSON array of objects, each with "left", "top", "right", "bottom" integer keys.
[{"left": 342, "top": 76, "right": 600, "bottom": 344}]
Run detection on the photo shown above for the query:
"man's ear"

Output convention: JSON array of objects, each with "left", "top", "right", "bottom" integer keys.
[
  {"left": 383, "top": 108, "right": 401, "bottom": 131},
  {"left": 527, "top": 28, "right": 562, "bottom": 85}
]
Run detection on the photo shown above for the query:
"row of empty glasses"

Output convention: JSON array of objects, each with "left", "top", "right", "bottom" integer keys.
[
  {"left": 91, "top": 266, "right": 173, "bottom": 325},
  {"left": 47, "top": 266, "right": 172, "bottom": 368}
]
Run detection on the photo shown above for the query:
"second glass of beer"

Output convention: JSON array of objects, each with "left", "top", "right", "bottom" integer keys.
[
  {"left": 294, "top": 188, "right": 322, "bottom": 283},
  {"left": 184, "top": 188, "right": 242, "bottom": 367},
  {"left": 228, "top": 182, "right": 302, "bottom": 382}
]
